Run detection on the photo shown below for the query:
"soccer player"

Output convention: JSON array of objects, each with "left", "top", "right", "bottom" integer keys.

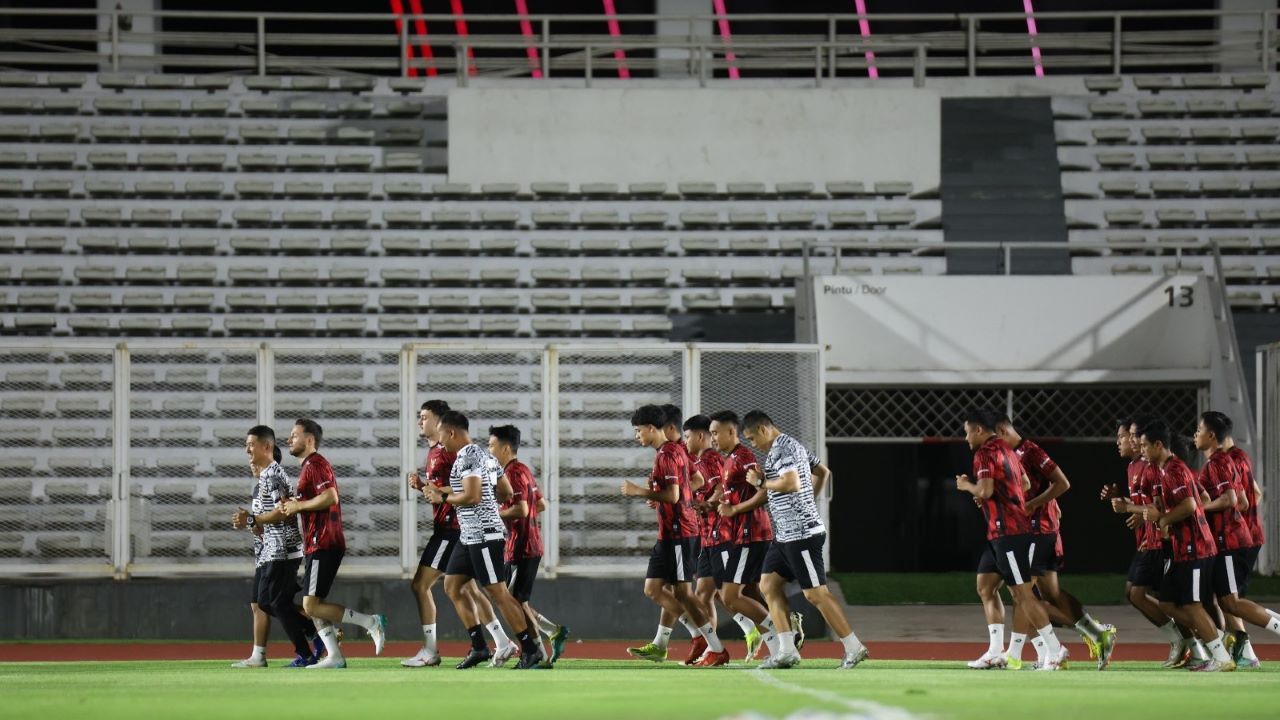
[
  {"left": 427, "top": 411, "right": 546, "bottom": 670},
  {"left": 1197, "top": 412, "right": 1280, "bottom": 666},
  {"left": 1131, "top": 419, "right": 1235, "bottom": 672},
  {"left": 684, "top": 414, "right": 730, "bottom": 664},
  {"left": 622, "top": 404, "right": 730, "bottom": 667},
  {"left": 403, "top": 400, "right": 514, "bottom": 668},
  {"left": 1224, "top": 432, "right": 1266, "bottom": 667},
  {"left": 743, "top": 410, "right": 868, "bottom": 670},
  {"left": 233, "top": 426, "right": 327, "bottom": 668},
  {"left": 955, "top": 408, "right": 1064, "bottom": 672},
  {"left": 996, "top": 417, "right": 1117, "bottom": 670},
  {"left": 490, "top": 424, "right": 570, "bottom": 666},
  {"left": 709, "top": 410, "right": 778, "bottom": 662},
  {"left": 279, "top": 418, "right": 388, "bottom": 669},
  {"left": 1103, "top": 418, "right": 1187, "bottom": 668}
]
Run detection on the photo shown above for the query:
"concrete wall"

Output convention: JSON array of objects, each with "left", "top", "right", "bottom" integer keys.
[
  {"left": 448, "top": 87, "right": 940, "bottom": 190},
  {"left": 0, "top": 577, "right": 823, "bottom": 641}
]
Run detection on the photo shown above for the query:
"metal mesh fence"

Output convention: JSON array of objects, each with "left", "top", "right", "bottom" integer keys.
[
  {"left": 0, "top": 347, "right": 114, "bottom": 566},
  {"left": 555, "top": 347, "right": 684, "bottom": 574},
  {"left": 699, "top": 348, "right": 824, "bottom": 456},
  {"left": 273, "top": 348, "right": 402, "bottom": 569},
  {"left": 129, "top": 347, "right": 259, "bottom": 565},
  {"left": 827, "top": 385, "right": 1203, "bottom": 441},
  {"left": 413, "top": 347, "right": 545, "bottom": 566}
]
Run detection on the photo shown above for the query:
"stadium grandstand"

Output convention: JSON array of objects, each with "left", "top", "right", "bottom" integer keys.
[{"left": 2, "top": 1, "right": 1280, "bottom": 717}]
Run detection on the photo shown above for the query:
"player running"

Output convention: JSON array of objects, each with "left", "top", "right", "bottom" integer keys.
[{"left": 1224, "top": 433, "right": 1266, "bottom": 667}]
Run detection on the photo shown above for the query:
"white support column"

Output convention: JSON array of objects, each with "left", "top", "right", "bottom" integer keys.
[
  {"left": 256, "top": 343, "right": 273, "bottom": 425},
  {"left": 684, "top": 345, "right": 701, "bottom": 416},
  {"left": 816, "top": 347, "right": 832, "bottom": 571},
  {"left": 111, "top": 342, "right": 131, "bottom": 578},
  {"left": 97, "top": 0, "right": 161, "bottom": 73},
  {"left": 399, "top": 345, "right": 418, "bottom": 577},
  {"left": 656, "top": 0, "right": 711, "bottom": 78},
  {"left": 542, "top": 347, "right": 560, "bottom": 577}
]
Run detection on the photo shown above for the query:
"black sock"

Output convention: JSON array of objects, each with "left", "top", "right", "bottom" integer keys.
[
  {"left": 1233, "top": 630, "right": 1249, "bottom": 643},
  {"left": 468, "top": 625, "right": 486, "bottom": 652},
  {"left": 517, "top": 629, "right": 538, "bottom": 655}
]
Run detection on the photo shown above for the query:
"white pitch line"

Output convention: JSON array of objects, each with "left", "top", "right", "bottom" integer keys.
[{"left": 746, "top": 668, "right": 922, "bottom": 720}]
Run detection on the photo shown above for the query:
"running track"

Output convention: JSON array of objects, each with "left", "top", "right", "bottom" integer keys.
[{"left": 3, "top": 641, "right": 1277, "bottom": 663}]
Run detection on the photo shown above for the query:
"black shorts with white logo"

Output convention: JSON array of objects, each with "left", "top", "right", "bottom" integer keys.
[
  {"left": 645, "top": 537, "right": 698, "bottom": 583},
  {"left": 718, "top": 541, "right": 769, "bottom": 586},
  {"left": 251, "top": 563, "right": 267, "bottom": 604},
  {"left": 445, "top": 538, "right": 507, "bottom": 586},
  {"left": 506, "top": 556, "right": 541, "bottom": 602},
  {"left": 762, "top": 533, "right": 827, "bottom": 590},
  {"left": 302, "top": 548, "right": 344, "bottom": 599},
  {"left": 697, "top": 543, "right": 726, "bottom": 588},
  {"left": 1159, "top": 557, "right": 1213, "bottom": 606},
  {"left": 256, "top": 557, "right": 302, "bottom": 610},
  {"left": 419, "top": 529, "right": 461, "bottom": 571},
  {"left": 1212, "top": 549, "right": 1253, "bottom": 599},
  {"left": 976, "top": 544, "right": 999, "bottom": 575},
  {"left": 988, "top": 534, "right": 1040, "bottom": 586},
  {"left": 1127, "top": 549, "right": 1165, "bottom": 588}
]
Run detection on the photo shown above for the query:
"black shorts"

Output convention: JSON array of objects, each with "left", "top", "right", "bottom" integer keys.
[
  {"left": 977, "top": 545, "right": 999, "bottom": 575},
  {"left": 1213, "top": 549, "right": 1253, "bottom": 598},
  {"left": 251, "top": 564, "right": 267, "bottom": 604},
  {"left": 719, "top": 541, "right": 768, "bottom": 586},
  {"left": 1245, "top": 545, "right": 1261, "bottom": 574},
  {"left": 988, "top": 534, "right": 1041, "bottom": 586},
  {"left": 419, "top": 529, "right": 461, "bottom": 571},
  {"left": 256, "top": 557, "right": 302, "bottom": 610},
  {"left": 445, "top": 538, "right": 507, "bottom": 586},
  {"left": 1159, "top": 557, "right": 1212, "bottom": 606},
  {"left": 506, "top": 556, "right": 541, "bottom": 602},
  {"left": 762, "top": 534, "right": 827, "bottom": 590},
  {"left": 697, "top": 544, "right": 726, "bottom": 588},
  {"left": 645, "top": 537, "right": 698, "bottom": 583},
  {"left": 1127, "top": 549, "right": 1165, "bottom": 588},
  {"left": 1033, "top": 533, "right": 1065, "bottom": 575},
  {"left": 302, "top": 548, "right": 344, "bottom": 599}
]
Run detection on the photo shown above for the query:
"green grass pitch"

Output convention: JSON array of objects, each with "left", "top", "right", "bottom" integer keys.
[{"left": 3, "top": 659, "right": 1278, "bottom": 720}]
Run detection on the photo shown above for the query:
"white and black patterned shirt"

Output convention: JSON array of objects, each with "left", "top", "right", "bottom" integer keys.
[
  {"left": 251, "top": 461, "right": 304, "bottom": 567},
  {"left": 763, "top": 433, "right": 825, "bottom": 543},
  {"left": 449, "top": 443, "right": 507, "bottom": 546}
]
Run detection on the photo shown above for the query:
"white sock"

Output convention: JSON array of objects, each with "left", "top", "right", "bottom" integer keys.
[
  {"left": 1241, "top": 639, "right": 1259, "bottom": 661},
  {"left": 316, "top": 620, "right": 343, "bottom": 660},
  {"left": 778, "top": 631, "right": 797, "bottom": 655},
  {"left": 678, "top": 614, "right": 700, "bottom": 639},
  {"left": 1158, "top": 620, "right": 1182, "bottom": 644},
  {"left": 986, "top": 623, "right": 1004, "bottom": 655},
  {"left": 250, "top": 644, "right": 266, "bottom": 660},
  {"left": 422, "top": 624, "right": 437, "bottom": 655},
  {"left": 341, "top": 607, "right": 375, "bottom": 630},
  {"left": 699, "top": 623, "right": 725, "bottom": 653},
  {"left": 1265, "top": 610, "right": 1280, "bottom": 634},
  {"left": 1191, "top": 639, "right": 1210, "bottom": 661},
  {"left": 1036, "top": 625, "right": 1061, "bottom": 656},
  {"left": 1030, "top": 635, "right": 1047, "bottom": 664},
  {"left": 732, "top": 613, "right": 756, "bottom": 636},
  {"left": 1206, "top": 637, "right": 1232, "bottom": 663},
  {"left": 536, "top": 612, "right": 559, "bottom": 637},
  {"left": 653, "top": 625, "right": 673, "bottom": 649},
  {"left": 839, "top": 631, "right": 864, "bottom": 655},
  {"left": 1074, "top": 613, "right": 1104, "bottom": 642},
  {"left": 1008, "top": 632, "right": 1027, "bottom": 661},
  {"left": 486, "top": 619, "right": 511, "bottom": 648},
  {"left": 762, "top": 629, "right": 779, "bottom": 656}
]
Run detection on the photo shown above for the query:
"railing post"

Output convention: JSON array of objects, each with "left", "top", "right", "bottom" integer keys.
[
  {"left": 256, "top": 15, "right": 266, "bottom": 76},
  {"left": 814, "top": 45, "right": 822, "bottom": 87},
  {"left": 828, "top": 17, "right": 837, "bottom": 79},
  {"left": 699, "top": 44, "right": 708, "bottom": 87},
  {"left": 1262, "top": 11, "right": 1272, "bottom": 72},
  {"left": 1112, "top": 14, "right": 1122, "bottom": 75},
  {"left": 110, "top": 9, "right": 119, "bottom": 71},
  {"left": 541, "top": 17, "right": 551, "bottom": 78},
  {"left": 584, "top": 44, "right": 592, "bottom": 88},
  {"left": 399, "top": 19, "right": 408, "bottom": 77},
  {"left": 457, "top": 42, "right": 469, "bottom": 87},
  {"left": 1004, "top": 244, "right": 1012, "bottom": 275},
  {"left": 913, "top": 45, "right": 926, "bottom": 87},
  {"left": 966, "top": 16, "right": 976, "bottom": 76}
]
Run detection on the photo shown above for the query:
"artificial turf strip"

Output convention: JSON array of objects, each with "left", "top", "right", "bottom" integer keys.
[
  {"left": 2, "top": 659, "right": 1277, "bottom": 720},
  {"left": 830, "top": 572, "right": 1280, "bottom": 605}
]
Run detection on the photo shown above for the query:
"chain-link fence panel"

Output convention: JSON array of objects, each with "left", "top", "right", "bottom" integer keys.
[
  {"left": 556, "top": 346, "right": 684, "bottom": 575},
  {"left": 273, "top": 348, "right": 402, "bottom": 570},
  {"left": 129, "top": 346, "right": 259, "bottom": 566},
  {"left": 1011, "top": 386, "right": 1201, "bottom": 440},
  {"left": 0, "top": 346, "right": 115, "bottom": 566},
  {"left": 414, "top": 347, "right": 544, "bottom": 564},
  {"left": 699, "top": 348, "right": 823, "bottom": 460}
]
